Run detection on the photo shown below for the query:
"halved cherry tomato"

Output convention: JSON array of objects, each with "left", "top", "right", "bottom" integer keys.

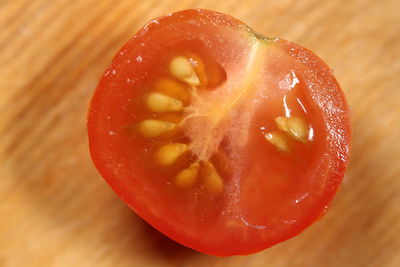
[{"left": 87, "top": 9, "right": 351, "bottom": 256}]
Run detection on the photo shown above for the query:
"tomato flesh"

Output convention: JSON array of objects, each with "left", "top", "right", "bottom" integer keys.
[{"left": 87, "top": 9, "right": 351, "bottom": 256}]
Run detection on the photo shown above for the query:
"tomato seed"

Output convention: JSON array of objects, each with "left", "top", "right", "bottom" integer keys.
[
  {"left": 275, "top": 117, "right": 290, "bottom": 132},
  {"left": 169, "top": 56, "right": 200, "bottom": 86},
  {"left": 147, "top": 93, "right": 183, "bottom": 112},
  {"left": 138, "top": 120, "right": 175, "bottom": 138},
  {"left": 157, "top": 143, "right": 188, "bottom": 165},
  {"left": 203, "top": 162, "right": 224, "bottom": 195},
  {"left": 275, "top": 116, "right": 308, "bottom": 143},
  {"left": 154, "top": 78, "right": 190, "bottom": 102},
  {"left": 265, "top": 131, "right": 291, "bottom": 152},
  {"left": 175, "top": 162, "right": 200, "bottom": 188}
]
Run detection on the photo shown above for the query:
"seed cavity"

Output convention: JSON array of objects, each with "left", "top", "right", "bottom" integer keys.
[
  {"left": 154, "top": 78, "right": 190, "bottom": 103},
  {"left": 137, "top": 53, "right": 231, "bottom": 195},
  {"left": 147, "top": 93, "right": 183, "bottom": 112},
  {"left": 138, "top": 120, "right": 175, "bottom": 138},
  {"left": 157, "top": 143, "right": 188, "bottom": 166},
  {"left": 175, "top": 162, "right": 199, "bottom": 188},
  {"left": 275, "top": 116, "right": 308, "bottom": 143},
  {"left": 169, "top": 56, "right": 200, "bottom": 86},
  {"left": 265, "top": 131, "right": 291, "bottom": 152},
  {"left": 203, "top": 162, "right": 224, "bottom": 195}
]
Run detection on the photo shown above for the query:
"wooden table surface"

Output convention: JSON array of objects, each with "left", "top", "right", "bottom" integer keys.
[{"left": 1, "top": 0, "right": 399, "bottom": 266}]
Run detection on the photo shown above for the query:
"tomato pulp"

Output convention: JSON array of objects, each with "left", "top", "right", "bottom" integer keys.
[{"left": 87, "top": 9, "right": 351, "bottom": 256}]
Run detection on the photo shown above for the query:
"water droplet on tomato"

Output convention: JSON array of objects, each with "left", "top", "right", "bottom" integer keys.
[{"left": 279, "top": 71, "right": 299, "bottom": 91}]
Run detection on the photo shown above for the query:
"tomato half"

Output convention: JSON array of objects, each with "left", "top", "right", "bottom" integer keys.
[{"left": 87, "top": 9, "right": 351, "bottom": 256}]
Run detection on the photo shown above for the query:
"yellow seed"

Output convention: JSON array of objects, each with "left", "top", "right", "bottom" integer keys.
[
  {"left": 275, "top": 117, "right": 290, "bottom": 132},
  {"left": 157, "top": 143, "right": 188, "bottom": 166},
  {"left": 147, "top": 93, "right": 183, "bottom": 112},
  {"left": 154, "top": 78, "right": 190, "bottom": 103},
  {"left": 287, "top": 117, "right": 309, "bottom": 142},
  {"left": 175, "top": 162, "right": 199, "bottom": 188},
  {"left": 169, "top": 56, "right": 200, "bottom": 86},
  {"left": 275, "top": 116, "right": 309, "bottom": 143},
  {"left": 170, "top": 57, "right": 193, "bottom": 79},
  {"left": 138, "top": 120, "right": 175, "bottom": 138},
  {"left": 203, "top": 162, "right": 224, "bottom": 195},
  {"left": 265, "top": 131, "right": 291, "bottom": 152}
]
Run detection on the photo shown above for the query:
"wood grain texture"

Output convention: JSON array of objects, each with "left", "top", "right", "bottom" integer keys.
[{"left": 1, "top": 0, "right": 399, "bottom": 266}]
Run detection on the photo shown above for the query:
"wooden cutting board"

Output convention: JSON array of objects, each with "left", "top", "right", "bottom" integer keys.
[{"left": 1, "top": 0, "right": 399, "bottom": 266}]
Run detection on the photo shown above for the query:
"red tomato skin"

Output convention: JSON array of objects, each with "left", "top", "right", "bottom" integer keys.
[{"left": 87, "top": 9, "right": 351, "bottom": 256}]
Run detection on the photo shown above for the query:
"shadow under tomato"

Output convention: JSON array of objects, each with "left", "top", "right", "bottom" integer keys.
[{"left": 134, "top": 215, "right": 201, "bottom": 261}]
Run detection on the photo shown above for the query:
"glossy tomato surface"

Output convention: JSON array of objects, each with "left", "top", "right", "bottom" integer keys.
[{"left": 87, "top": 9, "right": 351, "bottom": 256}]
